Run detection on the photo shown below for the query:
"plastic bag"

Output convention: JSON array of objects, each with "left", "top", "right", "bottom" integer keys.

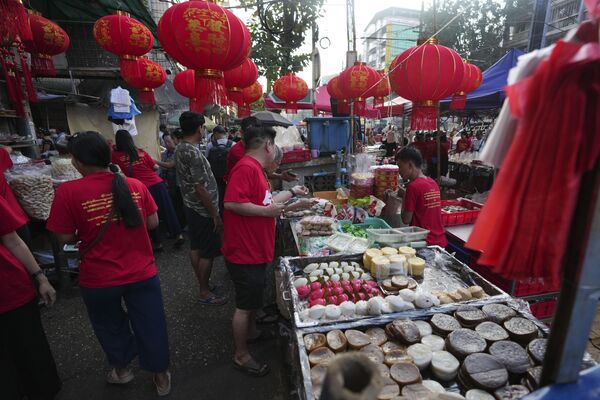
[{"left": 50, "top": 157, "right": 82, "bottom": 182}]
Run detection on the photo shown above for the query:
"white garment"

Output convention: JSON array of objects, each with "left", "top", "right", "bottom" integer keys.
[
  {"left": 110, "top": 86, "right": 131, "bottom": 107},
  {"left": 386, "top": 130, "right": 396, "bottom": 143},
  {"left": 481, "top": 46, "right": 554, "bottom": 167},
  {"left": 111, "top": 117, "right": 138, "bottom": 137}
]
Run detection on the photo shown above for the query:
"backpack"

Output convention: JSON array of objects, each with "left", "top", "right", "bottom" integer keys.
[{"left": 207, "top": 140, "right": 232, "bottom": 180}]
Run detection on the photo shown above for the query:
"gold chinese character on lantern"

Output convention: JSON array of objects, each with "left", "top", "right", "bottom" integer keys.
[
  {"left": 93, "top": 20, "right": 112, "bottom": 47},
  {"left": 129, "top": 22, "right": 150, "bottom": 49},
  {"left": 145, "top": 65, "right": 162, "bottom": 82},
  {"left": 207, "top": 33, "right": 226, "bottom": 53}
]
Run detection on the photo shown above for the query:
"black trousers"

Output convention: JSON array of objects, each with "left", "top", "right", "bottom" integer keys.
[
  {"left": 0, "top": 300, "right": 61, "bottom": 400},
  {"left": 168, "top": 185, "right": 187, "bottom": 229}
]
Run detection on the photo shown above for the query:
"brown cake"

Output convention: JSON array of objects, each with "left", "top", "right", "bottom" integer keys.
[
  {"left": 446, "top": 329, "right": 487, "bottom": 360},
  {"left": 366, "top": 327, "right": 388, "bottom": 346},
  {"left": 475, "top": 321, "right": 509, "bottom": 344},
  {"left": 390, "top": 362, "right": 422, "bottom": 387},
  {"left": 503, "top": 317, "right": 539, "bottom": 345},
  {"left": 482, "top": 304, "right": 517, "bottom": 324},
  {"left": 455, "top": 306, "right": 488, "bottom": 328},
  {"left": 460, "top": 353, "right": 509, "bottom": 391},
  {"left": 386, "top": 320, "right": 421, "bottom": 345},
  {"left": 489, "top": 340, "right": 531, "bottom": 377},
  {"left": 493, "top": 385, "right": 530, "bottom": 399},
  {"left": 527, "top": 338, "right": 547, "bottom": 365},
  {"left": 431, "top": 314, "right": 462, "bottom": 337}
]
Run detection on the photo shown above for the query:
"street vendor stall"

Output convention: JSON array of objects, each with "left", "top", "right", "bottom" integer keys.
[
  {"left": 274, "top": 244, "right": 596, "bottom": 400},
  {"left": 3, "top": 153, "right": 84, "bottom": 286}
]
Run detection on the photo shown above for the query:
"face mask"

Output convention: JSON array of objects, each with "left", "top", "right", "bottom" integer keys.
[{"left": 217, "top": 138, "right": 228, "bottom": 145}]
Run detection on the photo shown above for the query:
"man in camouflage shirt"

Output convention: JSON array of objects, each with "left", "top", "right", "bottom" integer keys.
[{"left": 175, "top": 112, "right": 226, "bottom": 306}]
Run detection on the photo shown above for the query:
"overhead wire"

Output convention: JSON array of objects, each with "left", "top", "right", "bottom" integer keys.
[{"left": 357, "top": 11, "right": 465, "bottom": 100}]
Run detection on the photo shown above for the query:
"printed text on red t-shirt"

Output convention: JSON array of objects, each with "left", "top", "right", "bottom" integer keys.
[
  {"left": 423, "top": 190, "right": 441, "bottom": 209},
  {"left": 82, "top": 192, "right": 143, "bottom": 226}
]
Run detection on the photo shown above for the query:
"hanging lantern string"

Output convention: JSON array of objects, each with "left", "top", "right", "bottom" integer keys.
[{"left": 357, "top": 11, "right": 465, "bottom": 100}]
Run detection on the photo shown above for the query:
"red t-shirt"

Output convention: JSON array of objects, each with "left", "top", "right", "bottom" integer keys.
[
  {"left": 403, "top": 176, "right": 448, "bottom": 247},
  {"left": 424, "top": 141, "right": 438, "bottom": 162},
  {"left": 47, "top": 172, "right": 159, "bottom": 288},
  {"left": 225, "top": 140, "right": 246, "bottom": 182},
  {"left": 0, "top": 148, "right": 27, "bottom": 225},
  {"left": 0, "top": 196, "right": 36, "bottom": 314},
  {"left": 111, "top": 149, "right": 163, "bottom": 188},
  {"left": 411, "top": 141, "right": 428, "bottom": 161},
  {"left": 222, "top": 156, "right": 275, "bottom": 264},
  {"left": 456, "top": 138, "right": 470, "bottom": 153}
]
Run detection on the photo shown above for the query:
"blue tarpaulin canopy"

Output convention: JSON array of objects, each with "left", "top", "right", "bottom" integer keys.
[{"left": 440, "top": 48, "right": 525, "bottom": 111}]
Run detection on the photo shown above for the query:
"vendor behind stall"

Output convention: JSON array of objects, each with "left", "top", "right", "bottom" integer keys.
[{"left": 395, "top": 147, "right": 447, "bottom": 247}]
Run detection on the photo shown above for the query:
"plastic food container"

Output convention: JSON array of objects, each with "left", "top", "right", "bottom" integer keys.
[
  {"left": 366, "top": 228, "right": 405, "bottom": 246},
  {"left": 395, "top": 226, "right": 430, "bottom": 242}
]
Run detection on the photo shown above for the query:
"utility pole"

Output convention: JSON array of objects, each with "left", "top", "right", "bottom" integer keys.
[
  {"left": 527, "top": 0, "right": 550, "bottom": 51},
  {"left": 346, "top": 0, "right": 357, "bottom": 67},
  {"left": 419, "top": 0, "right": 425, "bottom": 38},
  {"left": 312, "top": 23, "right": 321, "bottom": 89}
]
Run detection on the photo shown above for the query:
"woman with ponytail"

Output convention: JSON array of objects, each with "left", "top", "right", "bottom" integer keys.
[
  {"left": 46, "top": 132, "right": 171, "bottom": 396},
  {"left": 112, "top": 130, "right": 184, "bottom": 251}
]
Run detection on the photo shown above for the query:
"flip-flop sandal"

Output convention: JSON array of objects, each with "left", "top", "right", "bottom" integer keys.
[
  {"left": 233, "top": 358, "right": 270, "bottom": 377},
  {"left": 247, "top": 329, "right": 276, "bottom": 344},
  {"left": 198, "top": 293, "right": 227, "bottom": 306}
]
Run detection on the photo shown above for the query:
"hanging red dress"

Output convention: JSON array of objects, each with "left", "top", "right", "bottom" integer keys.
[{"left": 466, "top": 34, "right": 600, "bottom": 287}]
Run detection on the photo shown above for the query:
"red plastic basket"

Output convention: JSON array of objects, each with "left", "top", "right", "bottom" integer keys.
[
  {"left": 441, "top": 198, "right": 483, "bottom": 226},
  {"left": 469, "top": 253, "right": 561, "bottom": 296},
  {"left": 281, "top": 149, "right": 311, "bottom": 165},
  {"left": 530, "top": 299, "right": 557, "bottom": 320}
]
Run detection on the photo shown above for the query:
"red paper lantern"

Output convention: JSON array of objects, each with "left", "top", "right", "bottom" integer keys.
[
  {"left": 450, "top": 61, "right": 483, "bottom": 110},
  {"left": 157, "top": 0, "right": 251, "bottom": 109},
  {"left": 370, "top": 70, "right": 391, "bottom": 108},
  {"left": 238, "top": 81, "right": 262, "bottom": 117},
  {"left": 120, "top": 57, "right": 166, "bottom": 105},
  {"left": 173, "top": 69, "right": 195, "bottom": 98},
  {"left": 173, "top": 69, "right": 226, "bottom": 112},
  {"left": 93, "top": 12, "right": 154, "bottom": 58},
  {"left": 389, "top": 38, "right": 464, "bottom": 130},
  {"left": 326, "top": 75, "right": 350, "bottom": 114},
  {"left": 24, "top": 11, "right": 69, "bottom": 76},
  {"left": 272, "top": 73, "right": 308, "bottom": 113},
  {"left": 224, "top": 58, "right": 258, "bottom": 106},
  {"left": 93, "top": 10, "right": 154, "bottom": 86},
  {"left": 338, "top": 61, "right": 379, "bottom": 116}
]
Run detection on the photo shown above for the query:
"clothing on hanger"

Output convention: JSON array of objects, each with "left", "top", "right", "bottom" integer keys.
[{"left": 466, "top": 33, "right": 600, "bottom": 286}]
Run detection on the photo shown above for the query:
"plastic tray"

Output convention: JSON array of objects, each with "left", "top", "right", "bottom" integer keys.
[
  {"left": 338, "top": 217, "right": 391, "bottom": 232},
  {"left": 395, "top": 226, "right": 430, "bottom": 242},
  {"left": 441, "top": 198, "right": 483, "bottom": 226},
  {"left": 366, "top": 228, "right": 405, "bottom": 245},
  {"left": 326, "top": 233, "right": 369, "bottom": 254}
]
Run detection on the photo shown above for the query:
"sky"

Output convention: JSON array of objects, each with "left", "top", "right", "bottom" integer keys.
[{"left": 232, "top": 0, "right": 430, "bottom": 89}]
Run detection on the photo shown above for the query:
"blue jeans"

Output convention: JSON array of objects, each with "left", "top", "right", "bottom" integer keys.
[
  {"left": 149, "top": 181, "right": 182, "bottom": 239},
  {"left": 80, "top": 276, "right": 169, "bottom": 372}
]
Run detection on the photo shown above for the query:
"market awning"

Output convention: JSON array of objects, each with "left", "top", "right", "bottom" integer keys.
[
  {"left": 376, "top": 104, "right": 404, "bottom": 118},
  {"left": 28, "top": 0, "right": 158, "bottom": 40},
  {"left": 439, "top": 48, "right": 525, "bottom": 111},
  {"left": 264, "top": 91, "right": 315, "bottom": 110}
]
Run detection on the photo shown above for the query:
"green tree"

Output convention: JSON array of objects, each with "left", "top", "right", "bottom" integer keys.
[
  {"left": 240, "top": 0, "right": 324, "bottom": 90},
  {"left": 249, "top": 95, "right": 265, "bottom": 112},
  {"left": 422, "top": 0, "right": 507, "bottom": 69}
]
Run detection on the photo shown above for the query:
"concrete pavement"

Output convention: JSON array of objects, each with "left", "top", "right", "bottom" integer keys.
[{"left": 41, "top": 246, "right": 290, "bottom": 400}]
